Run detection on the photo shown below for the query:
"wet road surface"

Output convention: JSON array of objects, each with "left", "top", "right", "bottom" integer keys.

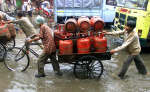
[{"left": 0, "top": 33, "right": 150, "bottom": 92}]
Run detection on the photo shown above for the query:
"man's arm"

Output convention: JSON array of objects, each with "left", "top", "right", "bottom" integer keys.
[
  {"left": 103, "top": 29, "right": 125, "bottom": 36},
  {"left": 5, "top": 14, "right": 16, "bottom": 21},
  {"left": 111, "top": 34, "right": 136, "bottom": 53},
  {"left": 28, "top": 35, "right": 40, "bottom": 43},
  {"left": 7, "top": 19, "right": 21, "bottom": 24}
]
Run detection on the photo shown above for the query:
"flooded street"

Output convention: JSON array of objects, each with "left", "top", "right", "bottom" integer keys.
[{"left": 0, "top": 33, "right": 150, "bottom": 92}]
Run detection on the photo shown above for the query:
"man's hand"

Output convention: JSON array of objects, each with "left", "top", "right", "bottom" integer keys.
[
  {"left": 5, "top": 20, "right": 12, "bottom": 24},
  {"left": 39, "top": 45, "right": 44, "bottom": 49},
  {"left": 26, "top": 39, "right": 32, "bottom": 43},
  {"left": 102, "top": 30, "right": 109, "bottom": 35},
  {"left": 110, "top": 49, "right": 117, "bottom": 54},
  {"left": 30, "top": 34, "right": 39, "bottom": 39}
]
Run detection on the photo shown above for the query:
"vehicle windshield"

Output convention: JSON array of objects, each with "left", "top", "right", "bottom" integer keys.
[
  {"left": 56, "top": 0, "right": 102, "bottom": 8},
  {"left": 117, "top": 0, "right": 148, "bottom": 10}
]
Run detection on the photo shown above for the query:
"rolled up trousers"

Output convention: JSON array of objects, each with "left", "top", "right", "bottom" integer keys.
[{"left": 37, "top": 52, "right": 60, "bottom": 75}]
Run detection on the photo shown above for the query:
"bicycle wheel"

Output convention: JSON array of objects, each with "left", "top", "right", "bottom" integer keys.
[
  {"left": 4, "top": 47, "right": 30, "bottom": 72},
  {"left": 6, "top": 38, "right": 15, "bottom": 49},
  {"left": 0, "top": 43, "right": 6, "bottom": 62}
]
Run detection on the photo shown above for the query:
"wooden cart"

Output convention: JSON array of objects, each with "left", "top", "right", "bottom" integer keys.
[{"left": 57, "top": 51, "right": 111, "bottom": 79}]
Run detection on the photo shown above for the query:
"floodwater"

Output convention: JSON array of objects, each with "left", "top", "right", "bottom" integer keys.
[{"left": 0, "top": 34, "right": 150, "bottom": 92}]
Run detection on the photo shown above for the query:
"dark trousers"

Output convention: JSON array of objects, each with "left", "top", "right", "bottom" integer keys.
[
  {"left": 118, "top": 54, "right": 147, "bottom": 78},
  {"left": 37, "top": 52, "right": 60, "bottom": 75}
]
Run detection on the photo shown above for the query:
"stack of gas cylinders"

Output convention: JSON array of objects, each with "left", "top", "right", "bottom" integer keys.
[
  {"left": 54, "top": 16, "right": 107, "bottom": 55},
  {"left": 0, "top": 22, "right": 16, "bottom": 43}
]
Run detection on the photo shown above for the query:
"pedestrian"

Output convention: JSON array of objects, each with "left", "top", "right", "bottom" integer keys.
[
  {"left": 103, "top": 20, "right": 148, "bottom": 79},
  {"left": 26, "top": 2, "right": 33, "bottom": 17},
  {"left": 22, "top": 2, "right": 27, "bottom": 16},
  {"left": 2, "top": 0, "right": 8, "bottom": 12},
  {"left": 35, "top": 0, "right": 41, "bottom": 9},
  {"left": 27, "top": 16, "right": 62, "bottom": 78}
]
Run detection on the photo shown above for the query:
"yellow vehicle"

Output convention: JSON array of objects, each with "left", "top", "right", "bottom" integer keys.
[{"left": 114, "top": 0, "right": 150, "bottom": 47}]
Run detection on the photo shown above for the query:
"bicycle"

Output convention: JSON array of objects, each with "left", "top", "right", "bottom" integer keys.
[
  {"left": 0, "top": 38, "right": 14, "bottom": 62},
  {"left": 4, "top": 38, "right": 41, "bottom": 72},
  {"left": 6, "top": 38, "right": 15, "bottom": 49},
  {"left": 0, "top": 42, "right": 6, "bottom": 62}
]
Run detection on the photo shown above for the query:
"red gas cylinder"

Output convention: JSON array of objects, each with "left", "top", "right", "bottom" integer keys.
[
  {"left": 65, "top": 18, "right": 77, "bottom": 33},
  {"left": 90, "top": 16, "right": 104, "bottom": 31},
  {"left": 93, "top": 34, "right": 107, "bottom": 53},
  {"left": 59, "top": 40, "right": 73, "bottom": 55},
  {"left": 57, "top": 24, "right": 65, "bottom": 32},
  {"left": 54, "top": 24, "right": 66, "bottom": 38},
  {"left": 54, "top": 29, "right": 66, "bottom": 49},
  {"left": 78, "top": 16, "right": 90, "bottom": 32},
  {"left": 54, "top": 29, "right": 65, "bottom": 39},
  {"left": 0, "top": 24, "right": 11, "bottom": 40},
  {"left": 77, "top": 37, "right": 91, "bottom": 54}
]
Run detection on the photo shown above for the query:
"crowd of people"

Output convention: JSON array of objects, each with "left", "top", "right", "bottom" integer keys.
[
  {"left": 0, "top": 0, "right": 55, "bottom": 34},
  {"left": 0, "top": 0, "right": 53, "bottom": 17}
]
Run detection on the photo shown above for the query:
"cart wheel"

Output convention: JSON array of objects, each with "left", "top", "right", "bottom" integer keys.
[{"left": 74, "top": 55, "right": 103, "bottom": 79}]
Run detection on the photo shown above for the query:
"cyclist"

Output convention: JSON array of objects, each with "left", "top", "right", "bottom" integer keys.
[
  {"left": 27, "top": 16, "right": 62, "bottom": 78},
  {"left": 8, "top": 11, "right": 37, "bottom": 37}
]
